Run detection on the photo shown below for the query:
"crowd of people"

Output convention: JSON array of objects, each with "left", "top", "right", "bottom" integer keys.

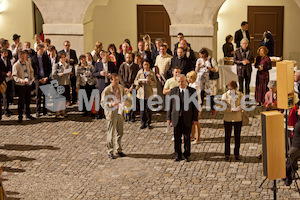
[{"left": 0, "top": 20, "right": 283, "bottom": 161}]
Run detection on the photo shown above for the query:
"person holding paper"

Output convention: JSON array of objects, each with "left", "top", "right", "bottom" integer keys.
[
  {"left": 76, "top": 55, "right": 97, "bottom": 116},
  {"left": 12, "top": 51, "right": 35, "bottom": 123},
  {"left": 221, "top": 81, "right": 244, "bottom": 161},
  {"left": 101, "top": 73, "right": 129, "bottom": 159},
  {"left": 52, "top": 52, "right": 72, "bottom": 119},
  {"left": 134, "top": 59, "right": 157, "bottom": 129}
]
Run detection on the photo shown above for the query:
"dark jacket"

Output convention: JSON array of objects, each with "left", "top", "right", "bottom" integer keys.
[
  {"left": 93, "top": 61, "right": 117, "bottom": 93},
  {"left": 234, "top": 29, "right": 250, "bottom": 48},
  {"left": 31, "top": 54, "right": 52, "bottom": 80},
  {"left": 116, "top": 52, "right": 125, "bottom": 70},
  {"left": 0, "top": 62, "right": 5, "bottom": 83},
  {"left": 174, "top": 42, "right": 191, "bottom": 53},
  {"left": 292, "top": 120, "right": 300, "bottom": 149},
  {"left": 223, "top": 42, "right": 234, "bottom": 57},
  {"left": 118, "top": 62, "right": 140, "bottom": 88},
  {"left": 174, "top": 48, "right": 196, "bottom": 67},
  {"left": 151, "top": 49, "right": 160, "bottom": 65},
  {"left": 0, "top": 57, "right": 12, "bottom": 75},
  {"left": 254, "top": 56, "right": 271, "bottom": 79},
  {"left": 234, "top": 47, "right": 254, "bottom": 77},
  {"left": 259, "top": 33, "right": 274, "bottom": 56},
  {"left": 170, "top": 55, "right": 192, "bottom": 75},
  {"left": 167, "top": 86, "right": 198, "bottom": 127}
]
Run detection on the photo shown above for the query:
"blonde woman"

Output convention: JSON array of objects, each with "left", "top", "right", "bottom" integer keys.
[
  {"left": 187, "top": 71, "right": 201, "bottom": 144},
  {"left": 143, "top": 34, "right": 155, "bottom": 52},
  {"left": 91, "top": 41, "right": 103, "bottom": 62}
]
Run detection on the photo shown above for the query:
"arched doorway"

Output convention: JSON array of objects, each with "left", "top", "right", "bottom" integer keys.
[
  {"left": 217, "top": 0, "right": 300, "bottom": 63},
  {"left": 33, "top": 1, "right": 44, "bottom": 38}
]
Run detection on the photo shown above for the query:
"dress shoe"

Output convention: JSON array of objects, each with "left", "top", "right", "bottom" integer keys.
[
  {"left": 116, "top": 152, "right": 126, "bottom": 157},
  {"left": 18, "top": 117, "right": 23, "bottom": 123},
  {"left": 108, "top": 154, "right": 116, "bottom": 159},
  {"left": 147, "top": 124, "right": 152, "bottom": 129},
  {"left": 184, "top": 157, "right": 190, "bottom": 162},
  {"left": 140, "top": 124, "right": 147, "bottom": 129},
  {"left": 235, "top": 155, "right": 241, "bottom": 160},
  {"left": 131, "top": 118, "right": 136, "bottom": 122},
  {"left": 4, "top": 113, "right": 11, "bottom": 117},
  {"left": 43, "top": 112, "right": 51, "bottom": 116},
  {"left": 174, "top": 158, "right": 182, "bottom": 162},
  {"left": 225, "top": 155, "right": 230, "bottom": 160},
  {"left": 26, "top": 115, "right": 35, "bottom": 120},
  {"left": 36, "top": 113, "right": 41, "bottom": 118}
]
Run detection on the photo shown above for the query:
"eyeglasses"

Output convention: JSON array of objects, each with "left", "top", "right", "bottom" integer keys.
[{"left": 64, "top": 44, "right": 70, "bottom": 47}]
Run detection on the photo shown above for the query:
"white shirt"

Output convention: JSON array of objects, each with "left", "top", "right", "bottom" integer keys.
[
  {"left": 242, "top": 29, "right": 247, "bottom": 39},
  {"left": 103, "top": 62, "right": 108, "bottom": 83},
  {"left": 34, "top": 41, "right": 44, "bottom": 52},
  {"left": 179, "top": 87, "right": 186, "bottom": 93}
]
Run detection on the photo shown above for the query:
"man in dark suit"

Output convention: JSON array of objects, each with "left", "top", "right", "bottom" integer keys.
[
  {"left": 151, "top": 38, "right": 163, "bottom": 65},
  {"left": 167, "top": 74, "right": 199, "bottom": 162},
  {"left": 0, "top": 48, "right": 13, "bottom": 117},
  {"left": 93, "top": 51, "right": 118, "bottom": 119},
  {"left": 0, "top": 53, "right": 6, "bottom": 121},
  {"left": 173, "top": 33, "right": 191, "bottom": 53},
  {"left": 170, "top": 47, "right": 192, "bottom": 76},
  {"left": 23, "top": 41, "right": 36, "bottom": 59},
  {"left": 116, "top": 43, "right": 130, "bottom": 70},
  {"left": 234, "top": 21, "right": 250, "bottom": 48},
  {"left": 31, "top": 44, "right": 52, "bottom": 117},
  {"left": 133, "top": 40, "right": 152, "bottom": 63},
  {"left": 234, "top": 38, "right": 254, "bottom": 96},
  {"left": 58, "top": 40, "right": 78, "bottom": 105},
  {"left": 174, "top": 39, "right": 196, "bottom": 67}
]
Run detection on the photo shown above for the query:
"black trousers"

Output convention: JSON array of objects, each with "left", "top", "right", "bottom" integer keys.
[
  {"left": 238, "top": 73, "right": 251, "bottom": 95},
  {"left": 35, "top": 80, "right": 48, "bottom": 114},
  {"left": 174, "top": 116, "right": 192, "bottom": 159},
  {"left": 140, "top": 99, "right": 151, "bottom": 126},
  {"left": 16, "top": 85, "right": 32, "bottom": 118},
  {"left": 2, "top": 80, "right": 13, "bottom": 113},
  {"left": 80, "top": 84, "right": 95, "bottom": 113},
  {"left": 71, "top": 77, "right": 77, "bottom": 104},
  {"left": 224, "top": 121, "right": 242, "bottom": 156},
  {"left": 0, "top": 93, "right": 2, "bottom": 119}
]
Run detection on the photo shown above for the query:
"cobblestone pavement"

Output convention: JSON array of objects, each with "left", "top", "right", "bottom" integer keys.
[{"left": 0, "top": 104, "right": 300, "bottom": 200}]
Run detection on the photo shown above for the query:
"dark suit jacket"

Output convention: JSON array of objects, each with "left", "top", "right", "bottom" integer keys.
[
  {"left": 167, "top": 86, "right": 198, "bottom": 127},
  {"left": 234, "top": 29, "right": 250, "bottom": 48},
  {"left": 116, "top": 52, "right": 125, "bottom": 70},
  {"left": 0, "top": 57, "right": 12, "bottom": 74},
  {"left": 174, "top": 42, "right": 191, "bottom": 53},
  {"left": 25, "top": 49, "right": 36, "bottom": 59},
  {"left": 31, "top": 54, "right": 52, "bottom": 80},
  {"left": 170, "top": 56, "right": 192, "bottom": 75},
  {"left": 93, "top": 61, "right": 117, "bottom": 93},
  {"left": 118, "top": 62, "right": 140, "bottom": 88},
  {"left": 151, "top": 49, "right": 160, "bottom": 65},
  {"left": 0, "top": 61, "right": 6, "bottom": 83},
  {"left": 234, "top": 47, "right": 254, "bottom": 77}
]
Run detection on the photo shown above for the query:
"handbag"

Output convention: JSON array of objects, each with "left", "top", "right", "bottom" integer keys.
[
  {"left": 0, "top": 81, "right": 7, "bottom": 94},
  {"left": 242, "top": 110, "right": 249, "bottom": 126},
  {"left": 208, "top": 58, "right": 219, "bottom": 80}
]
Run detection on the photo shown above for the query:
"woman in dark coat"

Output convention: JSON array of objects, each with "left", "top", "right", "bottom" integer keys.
[
  {"left": 255, "top": 46, "right": 271, "bottom": 106},
  {"left": 222, "top": 35, "right": 234, "bottom": 57},
  {"left": 259, "top": 31, "right": 274, "bottom": 56}
]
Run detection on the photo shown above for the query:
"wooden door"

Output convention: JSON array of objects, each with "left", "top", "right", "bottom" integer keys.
[
  {"left": 137, "top": 5, "right": 171, "bottom": 45},
  {"left": 248, "top": 6, "right": 284, "bottom": 57}
]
